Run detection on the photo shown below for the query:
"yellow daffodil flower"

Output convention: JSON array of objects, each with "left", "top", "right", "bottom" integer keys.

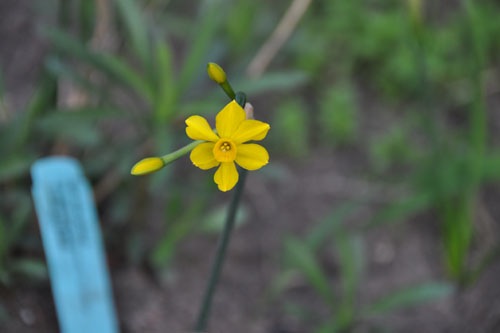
[{"left": 186, "top": 100, "right": 270, "bottom": 192}]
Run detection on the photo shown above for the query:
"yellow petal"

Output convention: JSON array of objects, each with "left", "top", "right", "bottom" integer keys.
[
  {"left": 232, "top": 120, "right": 270, "bottom": 144},
  {"left": 185, "top": 115, "right": 219, "bottom": 142},
  {"left": 190, "top": 142, "right": 219, "bottom": 170},
  {"left": 214, "top": 162, "right": 239, "bottom": 192},
  {"left": 131, "top": 157, "right": 165, "bottom": 175},
  {"left": 216, "top": 100, "right": 246, "bottom": 139},
  {"left": 235, "top": 144, "right": 269, "bottom": 170}
]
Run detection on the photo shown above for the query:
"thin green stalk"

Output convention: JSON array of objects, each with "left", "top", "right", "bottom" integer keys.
[
  {"left": 193, "top": 90, "right": 248, "bottom": 332},
  {"left": 193, "top": 170, "right": 247, "bottom": 332},
  {"left": 219, "top": 81, "right": 236, "bottom": 100},
  {"left": 160, "top": 140, "right": 202, "bottom": 165}
]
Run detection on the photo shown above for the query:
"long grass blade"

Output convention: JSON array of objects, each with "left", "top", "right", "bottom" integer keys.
[
  {"left": 284, "top": 236, "right": 335, "bottom": 308},
  {"left": 46, "top": 28, "right": 153, "bottom": 101}
]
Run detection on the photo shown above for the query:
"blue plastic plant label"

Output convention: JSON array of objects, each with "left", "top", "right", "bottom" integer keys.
[{"left": 31, "top": 157, "right": 119, "bottom": 333}]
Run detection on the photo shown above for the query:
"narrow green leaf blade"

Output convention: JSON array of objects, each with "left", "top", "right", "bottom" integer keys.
[
  {"left": 10, "top": 259, "right": 48, "bottom": 281},
  {"left": 0, "top": 155, "right": 33, "bottom": 181},
  {"left": 46, "top": 28, "right": 153, "bottom": 101},
  {"left": 482, "top": 151, "right": 500, "bottom": 181},
  {"left": 366, "top": 193, "right": 431, "bottom": 228},
  {"left": 199, "top": 204, "right": 247, "bottom": 234},
  {"left": 114, "top": 0, "right": 150, "bottom": 66},
  {"left": 334, "top": 231, "right": 364, "bottom": 329},
  {"left": 178, "top": 1, "right": 220, "bottom": 93},
  {"left": 234, "top": 71, "right": 309, "bottom": 95},
  {"left": 284, "top": 237, "right": 335, "bottom": 307},
  {"left": 364, "top": 282, "right": 453, "bottom": 316},
  {"left": 35, "top": 107, "right": 121, "bottom": 147},
  {"left": 306, "top": 203, "right": 358, "bottom": 250},
  {"left": 153, "top": 42, "right": 177, "bottom": 123}
]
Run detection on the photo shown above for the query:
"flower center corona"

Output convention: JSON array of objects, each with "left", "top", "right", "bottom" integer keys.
[
  {"left": 213, "top": 139, "right": 237, "bottom": 162},
  {"left": 220, "top": 142, "right": 231, "bottom": 152}
]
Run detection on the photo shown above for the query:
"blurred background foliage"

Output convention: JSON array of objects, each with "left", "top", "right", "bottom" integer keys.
[{"left": 1, "top": 0, "right": 500, "bottom": 330}]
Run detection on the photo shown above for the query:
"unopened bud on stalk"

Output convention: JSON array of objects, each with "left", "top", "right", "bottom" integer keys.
[
  {"left": 207, "top": 62, "right": 236, "bottom": 99},
  {"left": 207, "top": 62, "right": 227, "bottom": 84},
  {"left": 131, "top": 157, "right": 165, "bottom": 175}
]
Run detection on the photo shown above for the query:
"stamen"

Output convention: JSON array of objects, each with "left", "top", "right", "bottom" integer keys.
[
  {"left": 213, "top": 139, "right": 236, "bottom": 162},
  {"left": 220, "top": 142, "right": 232, "bottom": 152}
]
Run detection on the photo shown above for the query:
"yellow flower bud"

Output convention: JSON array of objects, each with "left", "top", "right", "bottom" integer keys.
[
  {"left": 131, "top": 157, "right": 165, "bottom": 176},
  {"left": 207, "top": 62, "right": 227, "bottom": 84}
]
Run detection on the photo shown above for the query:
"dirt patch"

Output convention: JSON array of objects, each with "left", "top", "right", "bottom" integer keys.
[{"left": 0, "top": 0, "right": 49, "bottom": 114}]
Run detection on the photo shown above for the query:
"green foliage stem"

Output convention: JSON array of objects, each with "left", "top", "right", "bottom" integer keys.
[{"left": 193, "top": 93, "right": 248, "bottom": 332}]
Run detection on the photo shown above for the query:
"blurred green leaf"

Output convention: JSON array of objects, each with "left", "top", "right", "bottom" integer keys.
[
  {"left": 364, "top": 282, "right": 453, "bottom": 316},
  {"left": 268, "top": 270, "right": 298, "bottom": 300},
  {"left": 307, "top": 203, "right": 359, "bottom": 250},
  {"left": 46, "top": 28, "right": 153, "bottom": 101},
  {"left": 235, "top": 71, "right": 309, "bottom": 95},
  {"left": 370, "top": 124, "right": 416, "bottom": 173},
  {"left": 46, "top": 106, "right": 121, "bottom": 121},
  {"left": 79, "top": 0, "right": 96, "bottom": 41},
  {"left": 181, "top": 71, "right": 309, "bottom": 116},
  {"left": 160, "top": 13, "right": 193, "bottom": 39},
  {"left": 9, "top": 71, "right": 57, "bottom": 150},
  {"left": 283, "top": 300, "right": 318, "bottom": 324},
  {"left": 271, "top": 98, "right": 309, "bottom": 158},
  {"left": 178, "top": 1, "right": 220, "bottom": 93},
  {"left": 153, "top": 42, "right": 177, "bottom": 123},
  {"left": 225, "top": 2, "right": 259, "bottom": 54},
  {"left": 0, "top": 155, "right": 33, "bottom": 182},
  {"left": 83, "top": 148, "right": 119, "bottom": 176},
  {"left": 464, "top": 244, "right": 500, "bottom": 287},
  {"left": 151, "top": 200, "right": 205, "bottom": 269},
  {"left": 319, "top": 83, "right": 358, "bottom": 145},
  {"left": 8, "top": 192, "right": 32, "bottom": 245},
  {"left": 482, "top": 151, "right": 500, "bottom": 181},
  {"left": 178, "top": 99, "right": 227, "bottom": 117},
  {"left": 292, "top": 30, "right": 331, "bottom": 74},
  {"left": 0, "top": 216, "right": 8, "bottom": 264},
  {"left": 259, "top": 162, "right": 293, "bottom": 183},
  {"left": 334, "top": 231, "right": 364, "bottom": 328},
  {"left": 441, "top": 196, "right": 473, "bottom": 280},
  {"left": 284, "top": 236, "right": 335, "bottom": 307},
  {"left": 0, "top": 301, "right": 9, "bottom": 323},
  {"left": 199, "top": 204, "right": 247, "bottom": 234},
  {"left": 151, "top": 218, "right": 194, "bottom": 269},
  {"left": 314, "top": 318, "right": 340, "bottom": 333},
  {"left": 115, "top": 0, "right": 150, "bottom": 67},
  {"left": 45, "top": 56, "right": 102, "bottom": 97},
  {"left": 10, "top": 259, "right": 48, "bottom": 281},
  {"left": 367, "top": 193, "right": 432, "bottom": 228},
  {"left": 35, "top": 107, "right": 121, "bottom": 147},
  {"left": 0, "top": 67, "right": 4, "bottom": 98}
]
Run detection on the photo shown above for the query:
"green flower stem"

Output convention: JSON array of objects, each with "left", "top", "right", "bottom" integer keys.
[
  {"left": 193, "top": 95, "right": 248, "bottom": 332},
  {"left": 219, "top": 81, "right": 236, "bottom": 100},
  {"left": 160, "top": 140, "right": 202, "bottom": 165},
  {"left": 193, "top": 169, "right": 247, "bottom": 332}
]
